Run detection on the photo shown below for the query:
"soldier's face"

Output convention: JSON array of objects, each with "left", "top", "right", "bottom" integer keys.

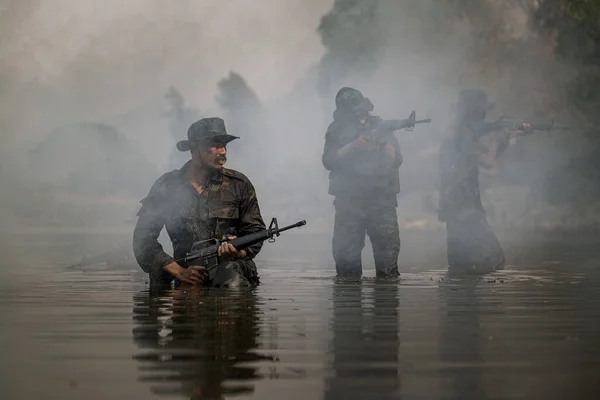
[{"left": 192, "top": 140, "right": 227, "bottom": 170}]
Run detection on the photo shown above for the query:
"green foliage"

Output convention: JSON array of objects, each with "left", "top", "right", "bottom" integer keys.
[
  {"left": 528, "top": 1, "right": 600, "bottom": 202},
  {"left": 532, "top": 0, "right": 600, "bottom": 63},
  {"left": 530, "top": 1, "right": 600, "bottom": 131}
]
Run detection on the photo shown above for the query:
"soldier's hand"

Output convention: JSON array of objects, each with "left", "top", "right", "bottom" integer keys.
[
  {"left": 336, "top": 136, "right": 369, "bottom": 159},
  {"left": 164, "top": 262, "right": 206, "bottom": 285},
  {"left": 514, "top": 123, "right": 533, "bottom": 135},
  {"left": 352, "top": 136, "right": 369, "bottom": 151},
  {"left": 178, "top": 265, "right": 206, "bottom": 285},
  {"left": 218, "top": 236, "right": 247, "bottom": 261}
]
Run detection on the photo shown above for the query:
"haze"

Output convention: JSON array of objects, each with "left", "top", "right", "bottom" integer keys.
[{"left": 0, "top": 0, "right": 591, "bottom": 240}]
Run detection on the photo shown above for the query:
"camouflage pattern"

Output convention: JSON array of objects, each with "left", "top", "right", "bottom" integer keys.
[
  {"left": 332, "top": 197, "right": 400, "bottom": 277},
  {"left": 438, "top": 90, "right": 505, "bottom": 273},
  {"left": 335, "top": 87, "right": 375, "bottom": 119},
  {"left": 322, "top": 114, "right": 402, "bottom": 198},
  {"left": 437, "top": 127, "right": 485, "bottom": 222},
  {"left": 445, "top": 210, "right": 505, "bottom": 274},
  {"left": 322, "top": 92, "right": 403, "bottom": 277},
  {"left": 132, "top": 160, "right": 266, "bottom": 286},
  {"left": 335, "top": 87, "right": 365, "bottom": 110}
]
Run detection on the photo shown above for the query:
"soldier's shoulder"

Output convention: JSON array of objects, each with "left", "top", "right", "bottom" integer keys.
[
  {"left": 326, "top": 120, "right": 344, "bottom": 135},
  {"left": 221, "top": 168, "right": 252, "bottom": 183},
  {"left": 146, "top": 168, "right": 182, "bottom": 197},
  {"left": 155, "top": 168, "right": 181, "bottom": 186}
]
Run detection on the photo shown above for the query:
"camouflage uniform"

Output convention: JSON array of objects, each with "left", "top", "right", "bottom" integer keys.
[
  {"left": 437, "top": 90, "right": 505, "bottom": 274},
  {"left": 133, "top": 118, "right": 266, "bottom": 287},
  {"left": 322, "top": 87, "right": 402, "bottom": 277}
]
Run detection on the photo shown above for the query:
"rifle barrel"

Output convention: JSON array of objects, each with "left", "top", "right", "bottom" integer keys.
[{"left": 274, "top": 220, "right": 307, "bottom": 234}]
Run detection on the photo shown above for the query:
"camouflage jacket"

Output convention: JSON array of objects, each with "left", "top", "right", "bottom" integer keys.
[
  {"left": 132, "top": 161, "right": 266, "bottom": 275},
  {"left": 322, "top": 111, "right": 403, "bottom": 199},
  {"left": 437, "top": 122, "right": 501, "bottom": 221}
]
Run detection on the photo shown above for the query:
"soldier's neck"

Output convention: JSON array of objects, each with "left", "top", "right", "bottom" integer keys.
[{"left": 188, "top": 162, "right": 213, "bottom": 191}]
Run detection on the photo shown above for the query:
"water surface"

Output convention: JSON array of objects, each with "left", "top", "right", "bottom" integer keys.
[{"left": 2, "top": 230, "right": 599, "bottom": 399}]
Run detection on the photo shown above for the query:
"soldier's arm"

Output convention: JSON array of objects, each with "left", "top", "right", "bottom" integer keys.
[
  {"left": 238, "top": 180, "right": 267, "bottom": 257},
  {"left": 132, "top": 185, "right": 175, "bottom": 276},
  {"left": 384, "top": 134, "right": 403, "bottom": 168},
  {"left": 322, "top": 126, "right": 341, "bottom": 171},
  {"left": 322, "top": 123, "right": 364, "bottom": 170},
  {"left": 472, "top": 122, "right": 504, "bottom": 139}
]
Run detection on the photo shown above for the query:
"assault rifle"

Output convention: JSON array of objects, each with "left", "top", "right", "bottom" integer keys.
[
  {"left": 366, "top": 110, "right": 432, "bottom": 133},
  {"left": 176, "top": 218, "right": 307, "bottom": 273},
  {"left": 491, "top": 115, "right": 570, "bottom": 135},
  {"left": 477, "top": 116, "right": 570, "bottom": 172},
  {"left": 487, "top": 115, "right": 570, "bottom": 155},
  {"left": 361, "top": 110, "right": 432, "bottom": 146}
]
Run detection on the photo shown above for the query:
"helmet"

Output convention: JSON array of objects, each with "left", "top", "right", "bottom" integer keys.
[
  {"left": 335, "top": 87, "right": 374, "bottom": 117},
  {"left": 457, "top": 89, "right": 495, "bottom": 115},
  {"left": 335, "top": 87, "right": 365, "bottom": 110}
]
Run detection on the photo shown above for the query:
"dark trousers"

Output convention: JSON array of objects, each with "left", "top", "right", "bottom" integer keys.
[
  {"left": 446, "top": 209, "right": 505, "bottom": 274},
  {"left": 150, "top": 259, "right": 259, "bottom": 288},
  {"left": 332, "top": 196, "right": 400, "bottom": 277}
]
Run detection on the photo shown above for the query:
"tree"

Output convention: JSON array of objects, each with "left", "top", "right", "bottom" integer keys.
[
  {"left": 164, "top": 87, "right": 200, "bottom": 170},
  {"left": 531, "top": 0, "right": 600, "bottom": 131},
  {"left": 164, "top": 86, "right": 200, "bottom": 142},
  {"left": 216, "top": 71, "right": 263, "bottom": 135},
  {"left": 316, "top": 0, "right": 383, "bottom": 98},
  {"left": 215, "top": 71, "right": 268, "bottom": 158}
]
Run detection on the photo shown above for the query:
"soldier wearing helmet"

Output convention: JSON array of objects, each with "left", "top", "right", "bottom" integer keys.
[{"left": 322, "top": 87, "right": 402, "bottom": 278}]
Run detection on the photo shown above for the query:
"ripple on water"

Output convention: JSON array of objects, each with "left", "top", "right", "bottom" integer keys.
[{"left": 2, "top": 234, "right": 600, "bottom": 399}]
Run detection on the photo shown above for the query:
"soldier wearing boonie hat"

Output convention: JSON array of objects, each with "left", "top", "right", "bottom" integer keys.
[
  {"left": 175, "top": 117, "right": 239, "bottom": 152},
  {"left": 133, "top": 117, "right": 266, "bottom": 289}
]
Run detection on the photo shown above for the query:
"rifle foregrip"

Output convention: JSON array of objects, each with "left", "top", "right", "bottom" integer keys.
[{"left": 228, "top": 231, "right": 270, "bottom": 250}]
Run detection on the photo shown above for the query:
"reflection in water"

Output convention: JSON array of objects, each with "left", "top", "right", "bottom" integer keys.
[
  {"left": 132, "top": 287, "right": 275, "bottom": 399},
  {"left": 438, "top": 277, "right": 487, "bottom": 400},
  {"left": 325, "top": 278, "right": 400, "bottom": 400}
]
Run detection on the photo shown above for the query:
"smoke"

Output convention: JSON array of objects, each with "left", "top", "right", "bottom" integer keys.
[
  {"left": 0, "top": 0, "right": 330, "bottom": 152},
  {"left": 316, "top": 0, "right": 383, "bottom": 97},
  {"left": 215, "top": 71, "right": 269, "bottom": 174},
  {"left": 0, "top": 0, "right": 596, "bottom": 235},
  {"left": 308, "top": 0, "right": 595, "bottom": 230},
  {"left": 0, "top": 0, "right": 331, "bottom": 230}
]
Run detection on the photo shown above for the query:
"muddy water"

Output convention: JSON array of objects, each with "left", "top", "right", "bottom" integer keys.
[{"left": 1, "top": 230, "right": 600, "bottom": 399}]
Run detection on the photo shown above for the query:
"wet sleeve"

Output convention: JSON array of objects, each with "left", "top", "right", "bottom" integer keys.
[
  {"left": 132, "top": 183, "right": 175, "bottom": 275},
  {"left": 238, "top": 180, "right": 267, "bottom": 257},
  {"left": 476, "top": 122, "right": 504, "bottom": 138},
  {"left": 388, "top": 134, "right": 403, "bottom": 168},
  {"left": 321, "top": 124, "right": 341, "bottom": 171}
]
